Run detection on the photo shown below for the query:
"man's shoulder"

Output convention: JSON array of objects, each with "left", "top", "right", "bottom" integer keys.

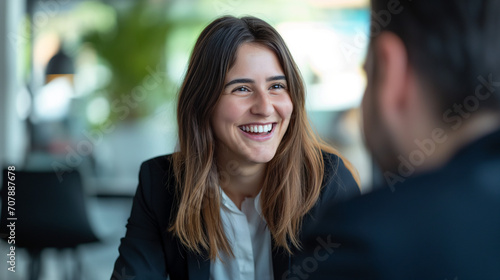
[
  {"left": 301, "top": 156, "right": 500, "bottom": 279},
  {"left": 328, "top": 153, "right": 500, "bottom": 240}
]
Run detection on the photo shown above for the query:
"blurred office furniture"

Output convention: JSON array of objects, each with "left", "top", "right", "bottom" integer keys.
[{"left": 0, "top": 169, "right": 99, "bottom": 280}]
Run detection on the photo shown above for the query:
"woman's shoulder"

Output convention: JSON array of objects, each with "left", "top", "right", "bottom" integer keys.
[
  {"left": 320, "top": 151, "right": 348, "bottom": 179},
  {"left": 140, "top": 153, "right": 175, "bottom": 172},
  {"left": 137, "top": 153, "right": 177, "bottom": 197},
  {"left": 320, "top": 151, "right": 361, "bottom": 202},
  {"left": 300, "top": 151, "right": 361, "bottom": 238},
  {"left": 134, "top": 153, "right": 179, "bottom": 227}
]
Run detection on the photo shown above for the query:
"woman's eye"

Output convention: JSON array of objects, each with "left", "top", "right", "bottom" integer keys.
[
  {"left": 270, "top": 83, "right": 286, "bottom": 90},
  {"left": 232, "top": 86, "right": 250, "bottom": 93}
]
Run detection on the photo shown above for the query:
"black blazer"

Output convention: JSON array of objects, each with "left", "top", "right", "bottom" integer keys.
[
  {"left": 295, "top": 128, "right": 500, "bottom": 279},
  {"left": 112, "top": 152, "right": 360, "bottom": 280}
]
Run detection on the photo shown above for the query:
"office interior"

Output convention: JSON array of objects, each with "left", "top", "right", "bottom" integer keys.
[{"left": 0, "top": 0, "right": 374, "bottom": 279}]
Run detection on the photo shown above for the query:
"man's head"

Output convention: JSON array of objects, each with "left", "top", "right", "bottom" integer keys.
[{"left": 363, "top": 0, "right": 500, "bottom": 174}]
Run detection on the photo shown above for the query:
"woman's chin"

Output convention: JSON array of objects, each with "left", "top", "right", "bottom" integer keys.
[{"left": 244, "top": 151, "right": 277, "bottom": 164}]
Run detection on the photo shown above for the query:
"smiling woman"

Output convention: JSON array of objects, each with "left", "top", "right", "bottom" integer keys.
[
  {"left": 112, "top": 15, "right": 361, "bottom": 280},
  {"left": 212, "top": 43, "right": 293, "bottom": 166}
]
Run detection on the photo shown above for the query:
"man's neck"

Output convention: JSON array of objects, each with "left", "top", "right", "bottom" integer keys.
[{"left": 415, "top": 112, "right": 500, "bottom": 174}]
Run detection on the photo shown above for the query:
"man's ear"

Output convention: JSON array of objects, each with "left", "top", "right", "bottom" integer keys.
[{"left": 373, "top": 32, "right": 413, "bottom": 135}]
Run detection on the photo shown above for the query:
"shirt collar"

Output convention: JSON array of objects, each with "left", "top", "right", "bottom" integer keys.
[
  {"left": 220, "top": 186, "right": 264, "bottom": 218},
  {"left": 220, "top": 187, "right": 240, "bottom": 214},
  {"left": 254, "top": 190, "right": 264, "bottom": 218}
]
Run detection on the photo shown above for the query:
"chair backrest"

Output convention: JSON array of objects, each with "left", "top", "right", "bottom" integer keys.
[{"left": 0, "top": 169, "right": 98, "bottom": 249}]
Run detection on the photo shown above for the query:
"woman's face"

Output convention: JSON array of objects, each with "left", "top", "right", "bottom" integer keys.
[{"left": 211, "top": 42, "right": 293, "bottom": 164}]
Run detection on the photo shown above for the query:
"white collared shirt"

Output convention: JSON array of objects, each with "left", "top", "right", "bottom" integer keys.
[{"left": 209, "top": 189, "right": 273, "bottom": 280}]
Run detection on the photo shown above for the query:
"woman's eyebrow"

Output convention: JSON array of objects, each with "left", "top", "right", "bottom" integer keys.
[
  {"left": 224, "top": 78, "right": 254, "bottom": 88},
  {"left": 266, "top": 75, "right": 286, "bottom": 82},
  {"left": 224, "top": 75, "right": 287, "bottom": 88}
]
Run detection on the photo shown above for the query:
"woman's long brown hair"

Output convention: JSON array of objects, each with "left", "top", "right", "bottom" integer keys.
[{"left": 170, "top": 15, "right": 359, "bottom": 260}]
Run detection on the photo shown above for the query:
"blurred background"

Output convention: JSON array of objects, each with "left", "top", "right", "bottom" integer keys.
[{"left": 0, "top": 0, "right": 374, "bottom": 279}]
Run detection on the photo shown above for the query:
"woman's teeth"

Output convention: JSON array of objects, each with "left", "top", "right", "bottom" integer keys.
[{"left": 240, "top": 124, "right": 273, "bottom": 134}]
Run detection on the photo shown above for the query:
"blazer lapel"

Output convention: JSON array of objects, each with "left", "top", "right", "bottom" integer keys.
[
  {"left": 187, "top": 250, "right": 210, "bottom": 280},
  {"left": 271, "top": 239, "right": 291, "bottom": 279}
]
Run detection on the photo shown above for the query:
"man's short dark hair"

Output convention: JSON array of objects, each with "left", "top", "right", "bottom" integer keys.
[{"left": 370, "top": 0, "right": 500, "bottom": 115}]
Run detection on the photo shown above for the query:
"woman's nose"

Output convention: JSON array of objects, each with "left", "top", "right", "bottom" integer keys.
[{"left": 250, "top": 90, "right": 273, "bottom": 117}]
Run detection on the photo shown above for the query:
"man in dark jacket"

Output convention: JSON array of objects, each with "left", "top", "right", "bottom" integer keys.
[{"left": 292, "top": 0, "right": 500, "bottom": 279}]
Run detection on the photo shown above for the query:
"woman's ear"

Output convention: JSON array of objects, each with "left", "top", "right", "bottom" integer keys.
[{"left": 373, "top": 32, "right": 413, "bottom": 141}]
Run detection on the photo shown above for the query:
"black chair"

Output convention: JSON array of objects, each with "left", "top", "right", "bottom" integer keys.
[{"left": 0, "top": 169, "right": 99, "bottom": 280}]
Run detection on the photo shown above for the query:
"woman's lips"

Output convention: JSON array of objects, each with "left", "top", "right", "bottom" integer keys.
[{"left": 238, "top": 123, "right": 276, "bottom": 140}]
